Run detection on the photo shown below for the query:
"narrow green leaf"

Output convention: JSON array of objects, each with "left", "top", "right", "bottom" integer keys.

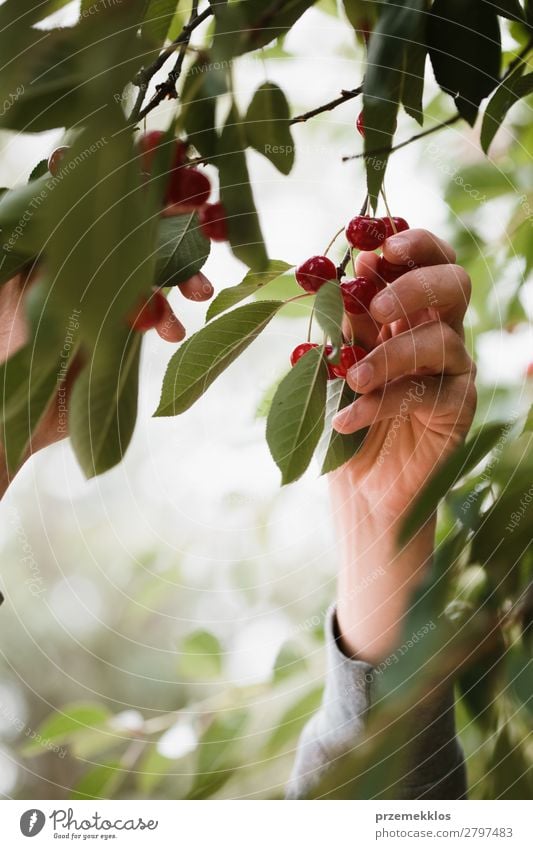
[
  {"left": 155, "top": 301, "right": 283, "bottom": 417},
  {"left": 265, "top": 686, "right": 323, "bottom": 755},
  {"left": 155, "top": 213, "right": 210, "bottom": 288},
  {"left": 266, "top": 347, "right": 328, "bottom": 485},
  {"left": 318, "top": 380, "right": 368, "bottom": 475},
  {"left": 180, "top": 58, "right": 226, "bottom": 158},
  {"left": 69, "top": 333, "right": 141, "bottom": 479},
  {"left": 71, "top": 761, "right": 122, "bottom": 801},
  {"left": 401, "top": 41, "right": 427, "bottom": 124},
  {"left": 23, "top": 703, "right": 111, "bottom": 755},
  {"left": 244, "top": 83, "right": 295, "bottom": 175},
  {"left": 187, "top": 711, "right": 248, "bottom": 800},
  {"left": 400, "top": 421, "right": 512, "bottom": 543},
  {"left": 213, "top": 0, "right": 317, "bottom": 60},
  {"left": 492, "top": 0, "right": 525, "bottom": 21},
  {"left": 314, "top": 281, "right": 344, "bottom": 357},
  {"left": 428, "top": 0, "right": 502, "bottom": 125},
  {"left": 481, "top": 67, "right": 533, "bottom": 153},
  {"left": 206, "top": 260, "right": 292, "bottom": 320},
  {"left": 142, "top": 0, "right": 179, "bottom": 48},
  {"left": 217, "top": 105, "right": 269, "bottom": 271}
]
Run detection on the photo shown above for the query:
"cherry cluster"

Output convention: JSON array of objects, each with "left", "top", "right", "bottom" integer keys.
[
  {"left": 47, "top": 134, "right": 227, "bottom": 335},
  {"left": 291, "top": 209, "right": 411, "bottom": 380}
]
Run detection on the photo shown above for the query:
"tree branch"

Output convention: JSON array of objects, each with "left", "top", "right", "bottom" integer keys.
[
  {"left": 129, "top": 2, "right": 213, "bottom": 124},
  {"left": 290, "top": 86, "right": 363, "bottom": 125},
  {"left": 342, "top": 114, "right": 461, "bottom": 162}
]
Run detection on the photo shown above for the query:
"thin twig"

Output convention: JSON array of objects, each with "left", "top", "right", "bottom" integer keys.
[
  {"left": 129, "top": 2, "right": 212, "bottom": 123},
  {"left": 342, "top": 114, "right": 461, "bottom": 162},
  {"left": 290, "top": 86, "right": 363, "bottom": 125}
]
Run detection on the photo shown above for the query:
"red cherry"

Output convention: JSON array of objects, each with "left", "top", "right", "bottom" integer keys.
[
  {"left": 127, "top": 291, "right": 166, "bottom": 332},
  {"left": 165, "top": 167, "right": 211, "bottom": 208},
  {"left": 377, "top": 255, "right": 412, "bottom": 283},
  {"left": 346, "top": 216, "right": 386, "bottom": 251},
  {"left": 331, "top": 344, "right": 367, "bottom": 379},
  {"left": 382, "top": 216, "right": 410, "bottom": 239},
  {"left": 290, "top": 342, "right": 318, "bottom": 366},
  {"left": 356, "top": 111, "right": 365, "bottom": 137},
  {"left": 137, "top": 131, "right": 165, "bottom": 172},
  {"left": 47, "top": 146, "right": 69, "bottom": 177},
  {"left": 340, "top": 276, "right": 383, "bottom": 314},
  {"left": 295, "top": 255, "right": 337, "bottom": 293},
  {"left": 526, "top": 361, "right": 533, "bottom": 379},
  {"left": 199, "top": 202, "right": 228, "bottom": 242}
]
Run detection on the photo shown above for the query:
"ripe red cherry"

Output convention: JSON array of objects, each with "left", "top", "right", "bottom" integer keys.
[
  {"left": 340, "top": 276, "right": 383, "bottom": 314},
  {"left": 137, "top": 130, "right": 164, "bottom": 172},
  {"left": 377, "top": 255, "right": 412, "bottom": 283},
  {"left": 382, "top": 216, "right": 410, "bottom": 239},
  {"left": 47, "top": 146, "right": 70, "bottom": 177},
  {"left": 356, "top": 111, "right": 365, "bottom": 137},
  {"left": 331, "top": 344, "right": 367, "bottom": 379},
  {"left": 290, "top": 342, "right": 318, "bottom": 366},
  {"left": 127, "top": 291, "right": 166, "bottom": 331},
  {"left": 295, "top": 255, "right": 337, "bottom": 293},
  {"left": 199, "top": 202, "right": 229, "bottom": 242},
  {"left": 346, "top": 216, "right": 386, "bottom": 251},
  {"left": 165, "top": 167, "right": 211, "bottom": 208}
]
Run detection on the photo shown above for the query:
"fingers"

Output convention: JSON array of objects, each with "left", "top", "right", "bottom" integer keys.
[
  {"left": 178, "top": 271, "right": 214, "bottom": 302},
  {"left": 383, "top": 228, "right": 456, "bottom": 267},
  {"left": 333, "top": 374, "right": 475, "bottom": 434},
  {"left": 343, "top": 251, "right": 383, "bottom": 349},
  {"left": 370, "top": 263, "right": 471, "bottom": 335},
  {"left": 155, "top": 296, "right": 186, "bottom": 342},
  {"left": 346, "top": 321, "right": 474, "bottom": 395}
]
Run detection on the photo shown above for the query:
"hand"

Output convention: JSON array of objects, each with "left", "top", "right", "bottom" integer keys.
[
  {"left": 328, "top": 229, "right": 477, "bottom": 662},
  {"left": 0, "top": 264, "right": 213, "bottom": 495}
]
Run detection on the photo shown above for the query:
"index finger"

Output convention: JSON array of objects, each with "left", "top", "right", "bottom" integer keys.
[{"left": 383, "top": 228, "right": 456, "bottom": 268}]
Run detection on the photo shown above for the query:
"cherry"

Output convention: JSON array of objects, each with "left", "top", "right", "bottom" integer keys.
[
  {"left": 382, "top": 216, "right": 409, "bottom": 239},
  {"left": 356, "top": 111, "right": 365, "bottom": 137},
  {"left": 346, "top": 216, "right": 386, "bottom": 251},
  {"left": 165, "top": 167, "right": 211, "bottom": 208},
  {"left": 290, "top": 342, "right": 336, "bottom": 378},
  {"left": 199, "top": 202, "right": 229, "bottom": 242},
  {"left": 290, "top": 342, "right": 318, "bottom": 366},
  {"left": 48, "top": 146, "right": 69, "bottom": 177},
  {"left": 377, "top": 255, "right": 412, "bottom": 283},
  {"left": 127, "top": 291, "right": 166, "bottom": 331},
  {"left": 331, "top": 344, "right": 367, "bottom": 379},
  {"left": 295, "top": 255, "right": 337, "bottom": 293},
  {"left": 137, "top": 130, "right": 164, "bottom": 172},
  {"left": 340, "top": 276, "right": 383, "bottom": 314}
]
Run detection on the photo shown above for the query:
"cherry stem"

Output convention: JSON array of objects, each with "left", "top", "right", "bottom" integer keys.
[
  {"left": 380, "top": 185, "right": 397, "bottom": 234},
  {"left": 323, "top": 226, "right": 344, "bottom": 256},
  {"left": 306, "top": 305, "right": 315, "bottom": 343}
]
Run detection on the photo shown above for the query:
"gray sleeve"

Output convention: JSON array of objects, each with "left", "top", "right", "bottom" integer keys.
[{"left": 286, "top": 608, "right": 467, "bottom": 800}]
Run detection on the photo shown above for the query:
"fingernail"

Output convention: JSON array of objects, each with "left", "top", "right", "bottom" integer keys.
[
  {"left": 332, "top": 408, "right": 353, "bottom": 431},
  {"left": 372, "top": 291, "right": 395, "bottom": 318},
  {"left": 349, "top": 362, "right": 372, "bottom": 387}
]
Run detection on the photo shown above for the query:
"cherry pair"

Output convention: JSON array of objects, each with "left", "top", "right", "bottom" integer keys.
[{"left": 290, "top": 342, "right": 367, "bottom": 380}]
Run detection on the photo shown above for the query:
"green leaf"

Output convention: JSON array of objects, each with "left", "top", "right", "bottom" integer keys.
[
  {"left": 142, "top": 0, "right": 180, "bottom": 48},
  {"left": 273, "top": 642, "right": 308, "bottom": 683},
  {"left": 481, "top": 67, "right": 533, "bottom": 153},
  {"left": 492, "top": 0, "right": 526, "bottom": 21},
  {"left": 400, "top": 421, "right": 512, "bottom": 543},
  {"left": 401, "top": 40, "right": 427, "bottom": 124},
  {"left": 0, "top": 250, "right": 32, "bottom": 286},
  {"left": 23, "top": 703, "right": 111, "bottom": 755},
  {"left": 213, "top": 0, "right": 317, "bottom": 60},
  {"left": 428, "top": 0, "right": 501, "bottom": 125},
  {"left": 187, "top": 711, "right": 248, "bottom": 800},
  {"left": 244, "top": 83, "right": 295, "bottom": 175},
  {"left": 314, "top": 281, "right": 344, "bottom": 357},
  {"left": 206, "top": 260, "right": 291, "bottom": 320},
  {"left": 180, "top": 58, "right": 226, "bottom": 158},
  {"left": 28, "top": 160, "right": 49, "bottom": 182},
  {"left": 155, "top": 301, "right": 283, "bottom": 416},
  {"left": 217, "top": 104, "right": 269, "bottom": 271},
  {"left": 487, "top": 726, "right": 533, "bottom": 799},
  {"left": 342, "top": 0, "right": 378, "bottom": 32},
  {"left": 69, "top": 333, "right": 141, "bottom": 478},
  {"left": 71, "top": 761, "right": 122, "bottom": 801},
  {"left": 317, "top": 380, "right": 368, "bottom": 475},
  {"left": 266, "top": 346, "right": 328, "bottom": 485},
  {"left": 180, "top": 631, "right": 223, "bottom": 679},
  {"left": 363, "top": 1, "right": 427, "bottom": 208},
  {"left": 265, "top": 686, "right": 323, "bottom": 755},
  {"left": 155, "top": 213, "right": 211, "bottom": 288},
  {"left": 0, "top": 174, "right": 52, "bottom": 257}
]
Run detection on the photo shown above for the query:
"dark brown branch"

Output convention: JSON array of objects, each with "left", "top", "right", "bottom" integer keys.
[
  {"left": 290, "top": 86, "right": 363, "bottom": 125},
  {"left": 129, "top": 2, "right": 213, "bottom": 123},
  {"left": 342, "top": 114, "right": 461, "bottom": 162}
]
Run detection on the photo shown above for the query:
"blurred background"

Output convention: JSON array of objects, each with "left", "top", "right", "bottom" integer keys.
[{"left": 0, "top": 1, "right": 531, "bottom": 799}]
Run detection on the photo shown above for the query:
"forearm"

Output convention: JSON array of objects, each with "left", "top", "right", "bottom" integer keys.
[{"left": 330, "top": 479, "right": 436, "bottom": 664}]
